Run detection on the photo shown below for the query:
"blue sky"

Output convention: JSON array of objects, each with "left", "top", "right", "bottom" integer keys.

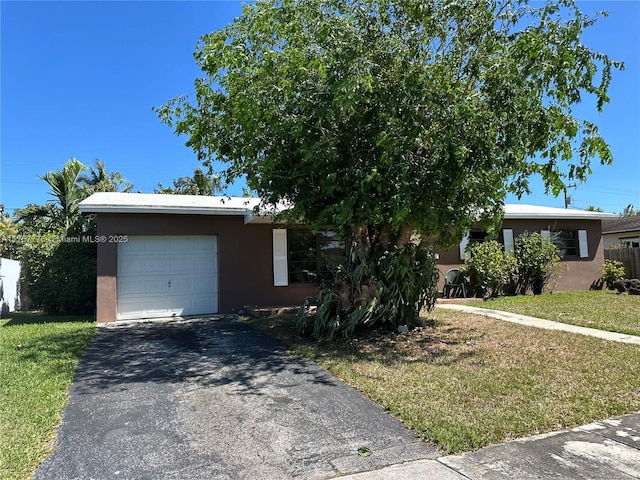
[{"left": 1, "top": 1, "right": 639, "bottom": 215}]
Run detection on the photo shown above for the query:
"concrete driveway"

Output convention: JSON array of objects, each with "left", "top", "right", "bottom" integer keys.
[{"left": 34, "top": 316, "right": 436, "bottom": 480}]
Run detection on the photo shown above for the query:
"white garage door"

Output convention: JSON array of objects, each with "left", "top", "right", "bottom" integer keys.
[{"left": 117, "top": 235, "right": 218, "bottom": 320}]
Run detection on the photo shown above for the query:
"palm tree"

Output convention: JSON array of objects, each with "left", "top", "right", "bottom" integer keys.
[
  {"left": 39, "top": 158, "right": 88, "bottom": 232},
  {"left": 155, "top": 168, "right": 222, "bottom": 195},
  {"left": 78, "top": 159, "right": 133, "bottom": 194}
]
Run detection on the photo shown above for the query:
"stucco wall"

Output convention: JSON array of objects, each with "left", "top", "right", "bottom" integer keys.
[
  {"left": 435, "top": 219, "right": 605, "bottom": 293},
  {"left": 96, "top": 213, "right": 317, "bottom": 323}
]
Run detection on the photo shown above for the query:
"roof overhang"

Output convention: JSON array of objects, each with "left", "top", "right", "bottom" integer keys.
[
  {"left": 79, "top": 194, "right": 617, "bottom": 225},
  {"left": 503, "top": 204, "right": 617, "bottom": 221},
  {"left": 78, "top": 192, "right": 275, "bottom": 224}
]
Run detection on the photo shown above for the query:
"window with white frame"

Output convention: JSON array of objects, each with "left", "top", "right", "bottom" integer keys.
[
  {"left": 542, "top": 229, "right": 589, "bottom": 259},
  {"left": 272, "top": 228, "right": 346, "bottom": 286}
]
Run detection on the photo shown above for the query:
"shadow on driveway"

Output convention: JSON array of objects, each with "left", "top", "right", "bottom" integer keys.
[{"left": 35, "top": 316, "right": 436, "bottom": 480}]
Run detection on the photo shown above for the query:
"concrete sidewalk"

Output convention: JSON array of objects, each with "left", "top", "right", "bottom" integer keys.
[
  {"left": 437, "top": 303, "right": 640, "bottom": 345},
  {"left": 340, "top": 413, "right": 640, "bottom": 479}
]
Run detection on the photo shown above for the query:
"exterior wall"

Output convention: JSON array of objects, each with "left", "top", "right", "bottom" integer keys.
[
  {"left": 603, "top": 232, "right": 640, "bottom": 249},
  {"left": 96, "top": 213, "right": 317, "bottom": 323},
  {"left": 434, "top": 219, "right": 605, "bottom": 293}
]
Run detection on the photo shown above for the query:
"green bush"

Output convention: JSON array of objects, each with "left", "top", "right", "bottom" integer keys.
[
  {"left": 514, "top": 232, "right": 561, "bottom": 295},
  {"left": 602, "top": 259, "right": 626, "bottom": 290},
  {"left": 19, "top": 233, "right": 96, "bottom": 315},
  {"left": 462, "top": 240, "right": 516, "bottom": 299},
  {"left": 298, "top": 244, "right": 439, "bottom": 340}
]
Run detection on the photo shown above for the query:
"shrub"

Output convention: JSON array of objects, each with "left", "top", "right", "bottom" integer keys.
[
  {"left": 462, "top": 240, "right": 516, "bottom": 299},
  {"left": 602, "top": 259, "right": 626, "bottom": 290},
  {"left": 514, "top": 232, "right": 561, "bottom": 295},
  {"left": 298, "top": 244, "right": 439, "bottom": 340},
  {"left": 19, "top": 233, "right": 96, "bottom": 315}
]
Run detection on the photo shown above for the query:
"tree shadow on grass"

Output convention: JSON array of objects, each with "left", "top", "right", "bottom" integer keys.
[
  {"left": 251, "top": 314, "right": 481, "bottom": 368},
  {"left": 1, "top": 311, "right": 95, "bottom": 327}
]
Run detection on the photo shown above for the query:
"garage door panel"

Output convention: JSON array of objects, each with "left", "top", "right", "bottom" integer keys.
[
  {"left": 143, "top": 238, "right": 171, "bottom": 251},
  {"left": 194, "top": 276, "right": 216, "bottom": 294},
  {"left": 117, "top": 235, "right": 218, "bottom": 320},
  {"left": 193, "top": 237, "right": 216, "bottom": 252},
  {"left": 145, "top": 279, "right": 168, "bottom": 295},
  {"left": 170, "top": 256, "right": 193, "bottom": 273},
  {"left": 145, "top": 258, "right": 170, "bottom": 273},
  {"left": 169, "top": 277, "right": 193, "bottom": 295},
  {"left": 119, "top": 258, "right": 145, "bottom": 275},
  {"left": 145, "top": 299, "right": 172, "bottom": 314},
  {"left": 193, "top": 256, "right": 216, "bottom": 273},
  {"left": 118, "top": 279, "right": 145, "bottom": 297},
  {"left": 116, "top": 300, "right": 146, "bottom": 317},
  {"left": 193, "top": 295, "right": 217, "bottom": 312},
  {"left": 170, "top": 238, "right": 192, "bottom": 251}
]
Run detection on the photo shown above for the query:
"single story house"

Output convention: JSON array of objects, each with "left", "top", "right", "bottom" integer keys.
[
  {"left": 435, "top": 204, "right": 616, "bottom": 292},
  {"left": 79, "top": 193, "right": 615, "bottom": 323},
  {"left": 602, "top": 216, "right": 640, "bottom": 249}
]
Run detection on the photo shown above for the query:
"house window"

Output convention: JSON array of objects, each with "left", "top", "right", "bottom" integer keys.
[
  {"left": 621, "top": 237, "right": 640, "bottom": 248},
  {"left": 287, "top": 229, "right": 346, "bottom": 284},
  {"left": 551, "top": 230, "right": 578, "bottom": 258}
]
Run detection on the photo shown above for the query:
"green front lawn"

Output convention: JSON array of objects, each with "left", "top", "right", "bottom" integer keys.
[
  {"left": 468, "top": 290, "right": 640, "bottom": 336},
  {"left": 247, "top": 309, "right": 640, "bottom": 454},
  {"left": 0, "top": 313, "right": 96, "bottom": 480}
]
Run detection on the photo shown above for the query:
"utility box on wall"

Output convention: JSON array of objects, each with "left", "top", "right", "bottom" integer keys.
[{"left": 0, "top": 258, "right": 21, "bottom": 314}]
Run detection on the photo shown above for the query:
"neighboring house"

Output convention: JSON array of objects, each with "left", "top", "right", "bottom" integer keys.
[
  {"left": 602, "top": 216, "right": 640, "bottom": 249},
  {"left": 0, "top": 257, "right": 21, "bottom": 314},
  {"left": 79, "top": 193, "right": 615, "bottom": 323}
]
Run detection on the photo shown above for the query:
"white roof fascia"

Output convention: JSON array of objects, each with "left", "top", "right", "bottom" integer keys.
[
  {"left": 79, "top": 192, "right": 261, "bottom": 217},
  {"left": 79, "top": 194, "right": 616, "bottom": 222},
  {"left": 503, "top": 204, "right": 617, "bottom": 221}
]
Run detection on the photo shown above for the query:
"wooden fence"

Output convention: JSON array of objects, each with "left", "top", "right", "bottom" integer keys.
[{"left": 604, "top": 248, "right": 640, "bottom": 280}]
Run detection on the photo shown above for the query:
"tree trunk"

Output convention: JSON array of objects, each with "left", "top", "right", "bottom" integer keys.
[
  {"left": 352, "top": 224, "right": 371, "bottom": 264},
  {"left": 396, "top": 223, "right": 416, "bottom": 247}
]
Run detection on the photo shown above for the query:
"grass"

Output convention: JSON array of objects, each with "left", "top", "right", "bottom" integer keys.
[
  {"left": 246, "top": 309, "right": 640, "bottom": 454},
  {"left": 467, "top": 290, "right": 640, "bottom": 336},
  {"left": 0, "top": 312, "right": 96, "bottom": 480}
]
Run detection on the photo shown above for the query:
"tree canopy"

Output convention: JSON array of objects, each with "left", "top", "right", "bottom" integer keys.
[
  {"left": 156, "top": 0, "right": 622, "bottom": 334},
  {"left": 157, "top": 0, "right": 621, "bottom": 247}
]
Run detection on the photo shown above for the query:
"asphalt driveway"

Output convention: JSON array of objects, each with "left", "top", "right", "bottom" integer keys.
[{"left": 34, "top": 316, "right": 436, "bottom": 480}]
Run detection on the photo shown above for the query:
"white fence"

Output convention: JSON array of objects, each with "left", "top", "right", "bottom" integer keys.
[{"left": 0, "top": 258, "right": 21, "bottom": 314}]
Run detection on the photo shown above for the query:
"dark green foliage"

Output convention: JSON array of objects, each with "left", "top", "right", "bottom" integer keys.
[
  {"left": 514, "top": 232, "right": 561, "bottom": 295},
  {"left": 298, "top": 244, "right": 439, "bottom": 340},
  {"left": 19, "top": 234, "right": 96, "bottom": 315},
  {"left": 157, "top": 0, "right": 621, "bottom": 329},
  {"left": 463, "top": 241, "right": 516, "bottom": 299},
  {"left": 463, "top": 234, "right": 563, "bottom": 298},
  {"left": 14, "top": 158, "right": 131, "bottom": 316}
]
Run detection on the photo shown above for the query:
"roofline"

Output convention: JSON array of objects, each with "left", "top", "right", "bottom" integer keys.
[
  {"left": 603, "top": 228, "right": 640, "bottom": 235},
  {"left": 78, "top": 204, "right": 250, "bottom": 216},
  {"left": 503, "top": 212, "right": 617, "bottom": 221}
]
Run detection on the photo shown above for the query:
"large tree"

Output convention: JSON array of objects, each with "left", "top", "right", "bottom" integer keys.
[{"left": 157, "top": 0, "right": 621, "bottom": 335}]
